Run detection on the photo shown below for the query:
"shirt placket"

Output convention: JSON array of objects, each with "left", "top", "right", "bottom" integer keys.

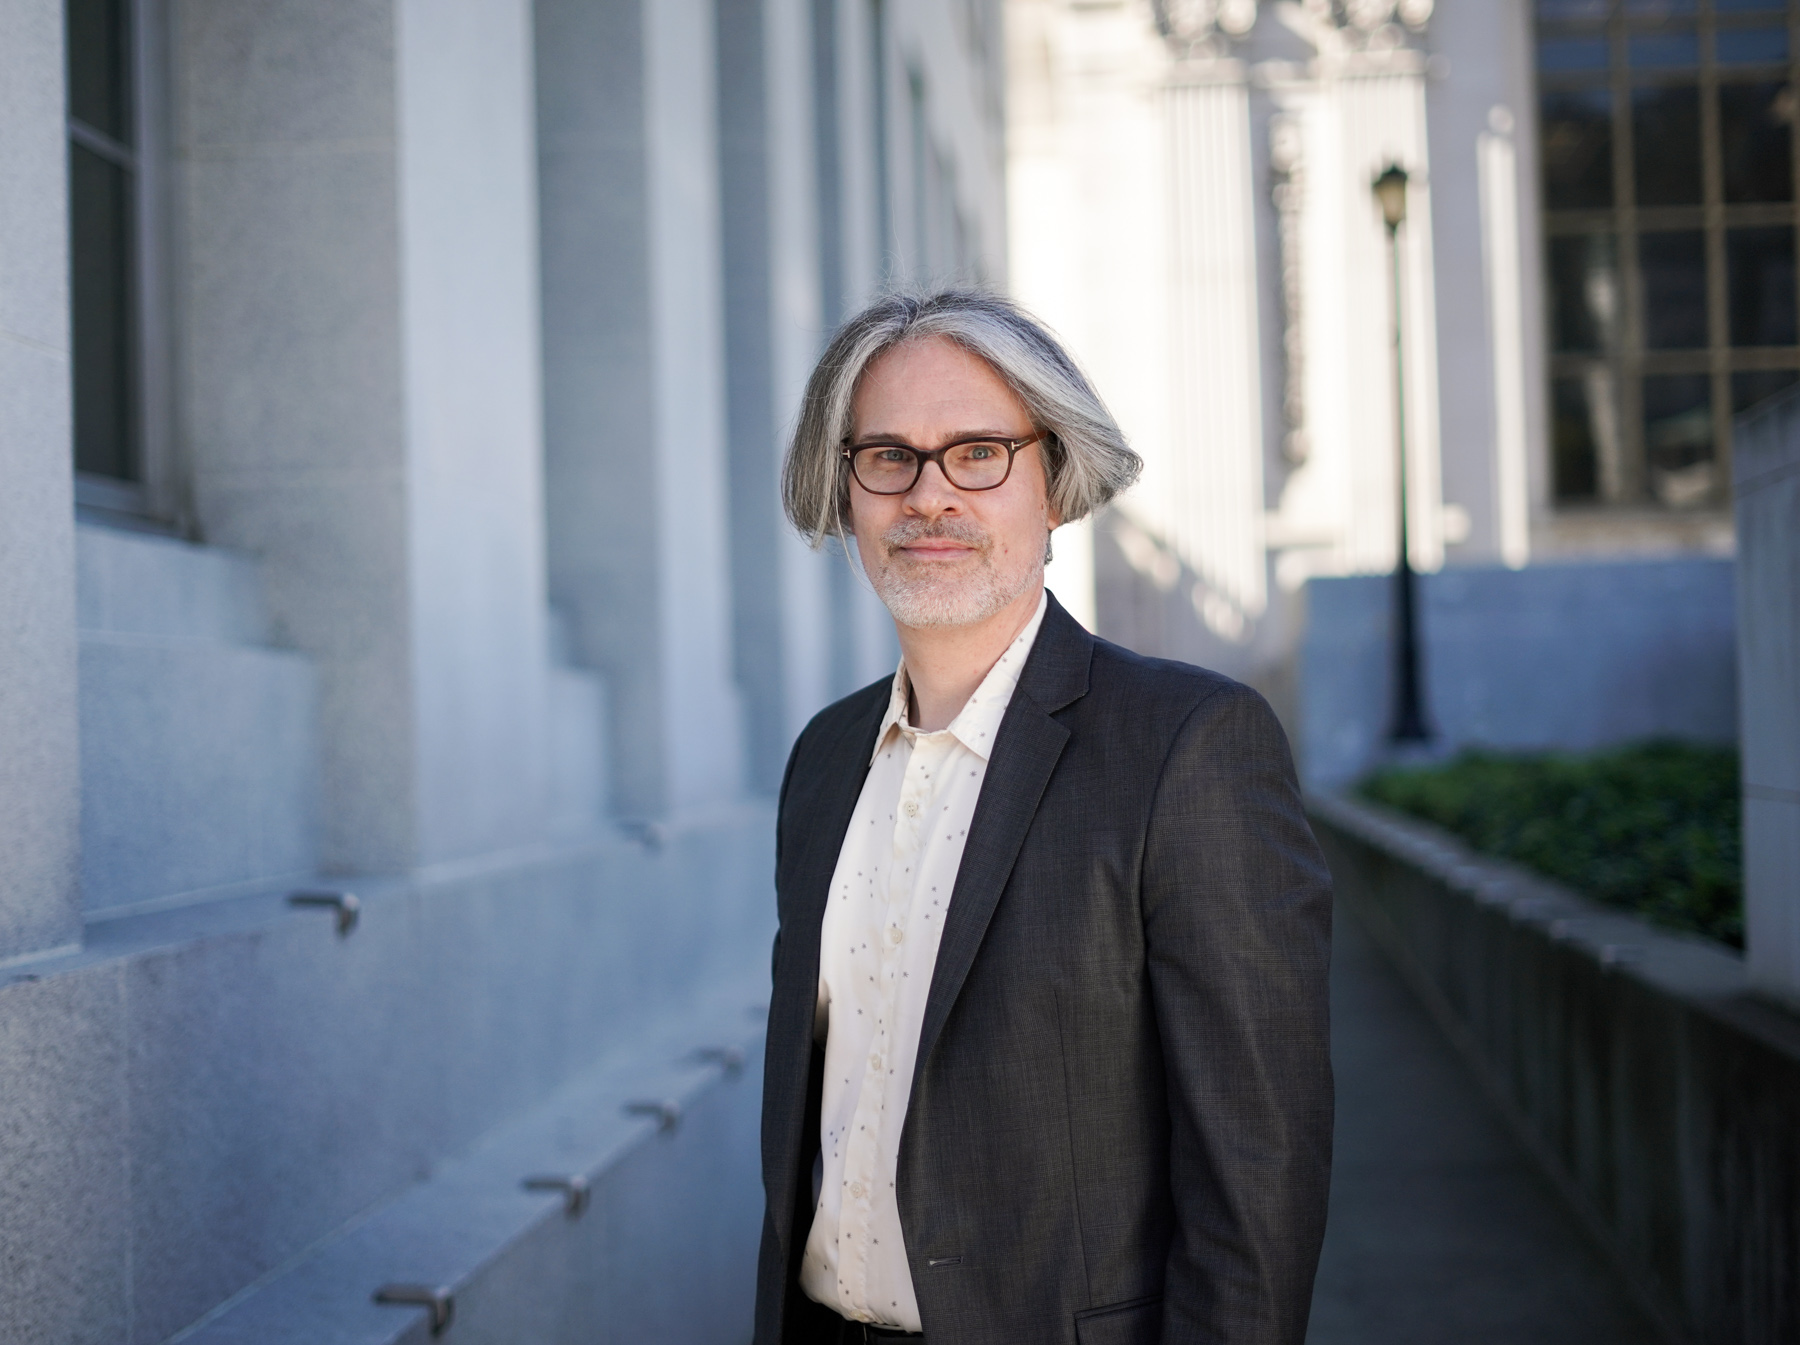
[{"left": 840, "top": 728, "right": 935, "bottom": 1317}]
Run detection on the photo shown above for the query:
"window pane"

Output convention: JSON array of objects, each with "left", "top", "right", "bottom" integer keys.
[
  {"left": 1552, "top": 373, "right": 1618, "bottom": 501},
  {"left": 1548, "top": 233, "right": 1621, "bottom": 351},
  {"left": 1632, "top": 84, "right": 1702, "bottom": 205},
  {"left": 1731, "top": 369, "right": 1800, "bottom": 412},
  {"left": 65, "top": 0, "right": 131, "bottom": 143},
  {"left": 1625, "top": 0, "right": 1697, "bottom": 13},
  {"left": 1716, "top": 27, "right": 1790, "bottom": 64},
  {"left": 1542, "top": 87, "right": 1615, "bottom": 209},
  {"left": 70, "top": 143, "right": 137, "bottom": 481},
  {"left": 1629, "top": 29, "right": 1699, "bottom": 68},
  {"left": 1642, "top": 374, "right": 1715, "bottom": 505},
  {"left": 1639, "top": 230, "right": 1710, "bottom": 348},
  {"left": 1727, "top": 226, "right": 1798, "bottom": 345},
  {"left": 1540, "top": 36, "right": 1612, "bottom": 71},
  {"left": 1720, "top": 81, "right": 1795, "bottom": 203}
]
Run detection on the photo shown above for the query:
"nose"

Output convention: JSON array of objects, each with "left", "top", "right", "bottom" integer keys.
[{"left": 903, "top": 458, "right": 963, "bottom": 516}]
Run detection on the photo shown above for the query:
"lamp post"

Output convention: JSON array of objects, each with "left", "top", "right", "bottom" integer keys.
[{"left": 1373, "top": 163, "right": 1432, "bottom": 745}]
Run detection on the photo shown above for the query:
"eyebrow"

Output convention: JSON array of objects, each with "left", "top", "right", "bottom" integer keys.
[{"left": 847, "top": 429, "right": 1026, "bottom": 447}]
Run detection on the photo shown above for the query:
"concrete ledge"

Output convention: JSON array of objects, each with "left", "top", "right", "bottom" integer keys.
[
  {"left": 173, "top": 974, "right": 765, "bottom": 1345},
  {"left": 1310, "top": 793, "right": 1800, "bottom": 1345},
  {"left": 0, "top": 804, "right": 775, "bottom": 1345},
  {"left": 76, "top": 525, "right": 270, "bottom": 645}
]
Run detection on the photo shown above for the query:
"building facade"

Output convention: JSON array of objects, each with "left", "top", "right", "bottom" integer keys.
[
  {"left": 0, "top": 1, "right": 1004, "bottom": 1340},
  {"left": 1009, "top": 0, "right": 1773, "bottom": 743}
]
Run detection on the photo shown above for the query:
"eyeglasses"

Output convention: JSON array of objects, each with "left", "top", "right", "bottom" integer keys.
[{"left": 841, "top": 432, "right": 1044, "bottom": 495}]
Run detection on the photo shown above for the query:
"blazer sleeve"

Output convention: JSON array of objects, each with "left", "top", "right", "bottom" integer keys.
[{"left": 1140, "top": 681, "right": 1334, "bottom": 1345}]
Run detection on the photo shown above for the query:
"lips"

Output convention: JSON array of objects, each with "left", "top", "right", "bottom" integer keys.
[{"left": 901, "top": 540, "right": 975, "bottom": 558}]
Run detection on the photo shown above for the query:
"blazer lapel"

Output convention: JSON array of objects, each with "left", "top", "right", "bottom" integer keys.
[
  {"left": 765, "top": 686, "right": 887, "bottom": 1248},
  {"left": 912, "top": 594, "right": 1093, "bottom": 1079},
  {"left": 785, "top": 695, "right": 886, "bottom": 937},
  {"left": 773, "top": 688, "right": 887, "bottom": 1037}
]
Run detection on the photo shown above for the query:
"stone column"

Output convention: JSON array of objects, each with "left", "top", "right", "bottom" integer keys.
[
  {"left": 1161, "top": 66, "right": 1267, "bottom": 630},
  {"left": 1735, "top": 392, "right": 1800, "bottom": 1007},
  {"left": 0, "top": 0, "right": 81, "bottom": 959},
  {"left": 718, "top": 0, "right": 788, "bottom": 794},
  {"left": 818, "top": 0, "right": 901, "bottom": 693},
  {"left": 536, "top": 0, "right": 745, "bottom": 817},
  {"left": 176, "top": 0, "right": 552, "bottom": 873},
  {"left": 719, "top": 0, "right": 833, "bottom": 791}
]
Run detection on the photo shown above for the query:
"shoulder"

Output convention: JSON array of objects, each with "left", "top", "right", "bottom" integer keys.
[
  {"left": 779, "top": 675, "right": 890, "bottom": 795},
  {"left": 1069, "top": 635, "right": 1294, "bottom": 781},
  {"left": 796, "top": 676, "right": 890, "bottom": 752},
  {"left": 1083, "top": 634, "right": 1271, "bottom": 727}
]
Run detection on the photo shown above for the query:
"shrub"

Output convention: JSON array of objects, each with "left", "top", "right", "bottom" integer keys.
[{"left": 1358, "top": 740, "right": 1743, "bottom": 948}]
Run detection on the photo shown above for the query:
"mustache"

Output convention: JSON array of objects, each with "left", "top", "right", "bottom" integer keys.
[{"left": 881, "top": 516, "right": 992, "bottom": 554}]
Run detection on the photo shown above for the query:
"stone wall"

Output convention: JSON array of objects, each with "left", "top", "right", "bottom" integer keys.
[
  {"left": 1312, "top": 792, "right": 1800, "bottom": 1345},
  {"left": 1301, "top": 559, "right": 1738, "bottom": 789},
  {"left": 1733, "top": 388, "right": 1800, "bottom": 1011},
  {"left": 0, "top": 1, "right": 1008, "bottom": 1340},
  {"left": 0, "top": 0, "right": 81, "bottom": 964}
]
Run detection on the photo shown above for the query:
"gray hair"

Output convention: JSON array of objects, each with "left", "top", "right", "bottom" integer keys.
[{"left": 782, "top": 290, "right": 1142, "bottom": 546}]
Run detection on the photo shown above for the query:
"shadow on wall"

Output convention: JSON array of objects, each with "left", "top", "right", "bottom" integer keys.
[
  {"left": 1300, "top": 558, "right": 1739, "bottom": 790},
  {"left": 1092, "top": 508, "right": 1305, "bottom": 736}
]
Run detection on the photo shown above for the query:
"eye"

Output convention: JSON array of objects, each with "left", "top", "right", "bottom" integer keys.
[
  {"left": 962, "top": 442, "right": 1001, "bottom": 460},
  {"left": 871, "top": 447, "right": 912, "bottom": 463}
]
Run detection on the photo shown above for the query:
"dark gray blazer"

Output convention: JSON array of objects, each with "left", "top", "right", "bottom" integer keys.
[{"left": 756, "top": 594, "right": 1333, "bottom": 1345}]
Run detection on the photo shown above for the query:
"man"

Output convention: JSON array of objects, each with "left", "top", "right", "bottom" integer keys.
[{"left": 757, "top": 291, "right": 1332, "bottom": 1345}]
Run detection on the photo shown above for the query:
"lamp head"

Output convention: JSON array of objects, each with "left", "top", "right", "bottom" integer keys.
[{"left": 1372, "top": 163, "right": 1409, "bottom": 230}]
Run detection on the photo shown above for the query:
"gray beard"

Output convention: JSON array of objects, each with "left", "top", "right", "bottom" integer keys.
[{"left": 867, "top": 518, "right": 1044, "bottom": 629}]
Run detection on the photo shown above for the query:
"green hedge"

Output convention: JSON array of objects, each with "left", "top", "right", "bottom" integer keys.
[{"left": 1358, "top": 741, "right": 1743, "bottom": 948}]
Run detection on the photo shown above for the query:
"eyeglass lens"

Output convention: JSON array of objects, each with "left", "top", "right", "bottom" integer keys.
[{"left": 850, "top": 441, "right": 1014, "bottom": 493}]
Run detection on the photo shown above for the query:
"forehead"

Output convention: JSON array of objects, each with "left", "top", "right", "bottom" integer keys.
[{"left": 851, "top": 335, "right": 1030, "bottom": 436}]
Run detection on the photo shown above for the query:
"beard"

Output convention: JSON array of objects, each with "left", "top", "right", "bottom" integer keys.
[{"left": 864, "top": 515, "right": 1045, "bottom": 628}]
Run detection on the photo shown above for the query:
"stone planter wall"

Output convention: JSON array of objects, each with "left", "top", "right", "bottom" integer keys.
[{"left": 1310, "top": 793, "right": 1800, "bottom": 1345}]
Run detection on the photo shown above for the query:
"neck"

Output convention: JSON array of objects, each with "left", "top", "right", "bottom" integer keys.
[{"left": 897, "top": 580, "right": 1045, "bottom": 732}]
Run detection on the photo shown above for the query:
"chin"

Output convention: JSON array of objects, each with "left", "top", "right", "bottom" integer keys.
[{"left": 874, "top": 564, "right": 1040, "bottom": 630}]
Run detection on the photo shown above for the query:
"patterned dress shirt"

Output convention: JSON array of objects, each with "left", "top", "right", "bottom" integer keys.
[{"left": 799, "top": 592, "right": 1049, "bottom": 1330}]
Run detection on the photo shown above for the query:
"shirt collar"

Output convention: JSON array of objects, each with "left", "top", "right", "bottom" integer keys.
[{"left": 873, "top": 589, "right": 1050, "bottom": 765}]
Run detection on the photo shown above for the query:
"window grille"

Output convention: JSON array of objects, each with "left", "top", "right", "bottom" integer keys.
[{"left": 1537, "top": 0, "right": 1799, "bottom": 509}]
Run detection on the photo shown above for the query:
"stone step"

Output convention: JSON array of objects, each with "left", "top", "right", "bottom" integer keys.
[{"left": 77, "top": 523, "right": 270, "bottom": 645}]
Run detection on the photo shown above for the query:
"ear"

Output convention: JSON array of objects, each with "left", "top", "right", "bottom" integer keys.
[{"left": 1040, "top": 439, "right": 1064, "bottom": 531}]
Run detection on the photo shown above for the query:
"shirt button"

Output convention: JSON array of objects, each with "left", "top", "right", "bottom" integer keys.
[
  {"left": 903, "top": 799, "right": 920, "bottom": 817},
  {"left": 849, "top": 1182, "right": 865, "bottom": 1198},
  {"left": 870, "top": 1052, "right": 882, "bottom": 1069},
  {"left": 888, "top": 927, "right": 904, "bottom": 944}
]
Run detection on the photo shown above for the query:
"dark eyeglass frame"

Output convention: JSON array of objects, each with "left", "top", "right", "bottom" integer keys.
[{"left": 840, "top": 431, "right": 1045, "bottom": 495}]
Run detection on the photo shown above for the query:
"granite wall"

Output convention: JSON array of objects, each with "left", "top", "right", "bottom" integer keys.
[{"left": 1313, "top": 793, "right": 1800, "bottom": 1345}]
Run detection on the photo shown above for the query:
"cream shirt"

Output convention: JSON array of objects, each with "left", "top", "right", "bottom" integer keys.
[{"left": 800, "top": 592, "right": 1049, "bottom": 1330}]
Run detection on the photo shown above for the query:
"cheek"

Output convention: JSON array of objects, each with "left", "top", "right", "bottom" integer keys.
[
  {"left": 847, "top": 494, "right": 878, "bottom": 535},
  {"left": 849, "top": 496, "right": 896, "bottom": 550},
  {"left": 997, "top": 497, "right": 1048, "bottom": 557}
]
